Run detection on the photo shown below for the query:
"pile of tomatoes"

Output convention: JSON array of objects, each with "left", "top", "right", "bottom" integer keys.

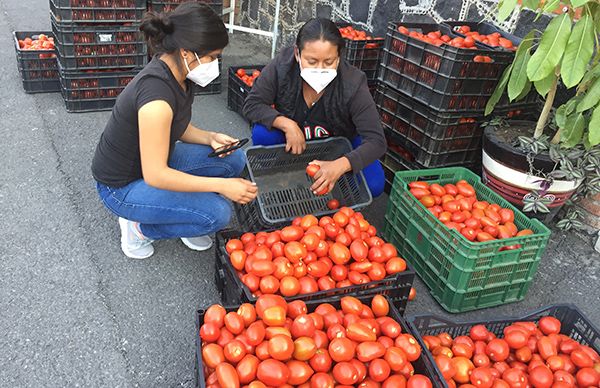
[
  {"left": 408, "top": 180, "right": 533, "bottom": 244},
  {"left": 225, "top": 208, "right": 414, "bottom": 299},
  {"left": 18, "top": 34, "right": 56, "bottom": 59},
  {"left": 200, "top": 294, "right": 433, "bottom": 387},
  {"left": 236, "top": 68, "right": 261, "bottom": 87},
  {"left": 338, "top": 26, "right": 383, "bottom": 49},
  {"left": 453, "top": 25, "right": 516, "bottom": 50},
  {"left": 422, "top": 317, "right": 600, "bottom": 388},
  {"left": 397, "top": 26, "right": 475, "bottom": 49}
]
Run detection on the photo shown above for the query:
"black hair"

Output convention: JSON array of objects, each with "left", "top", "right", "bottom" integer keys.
[
  {"left": 140, "top": 2, "right": 228, "bottom": 57},
  {"left": 295, "top": 18, "right": 345, "bottom": 56}
]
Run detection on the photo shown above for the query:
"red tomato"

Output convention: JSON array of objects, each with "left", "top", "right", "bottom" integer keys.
[
  {"left": 435, "top": 354, "right": 456, "bottom": 379},
  {"left": 529, "top": 365, "right": 553, "bottom": 388},
  {"left": 257, "top": 359, "right": 290, "bottom": 386},
  {"left": 309, "top": 348, "right": 333, "bottom": 372},
  {"left": 224, "top": 339, "right": 247, "bottom": 363},
  {"left": 329, "top": 242, "right": 351, "bottom": 265},
  {"left": 306, "top": 164, "right": 320, "bottom": 177},
  {"left": 333, "top": 361, "right": 360, "bottom": 385},
  {"left": 368, "top": 358, "right": 391, "bottom": 382},
  {"left": 256, "top": 294, "right": 287, "bottom": 319},
  {"left": 294, "top": 337, "right": 317, "bottom": 361},
  {"left": 329, "top": 337, "right": 356, "bottom": 362},
  {"left": 331, "top": 264, "right": 348, "bottom": 281},
  {"left": 268, "top": 334, "right": 294, "bottom": 361},
  {"left": 200, "top": 322, "right": 221, "bottom": 343},
  {"left": 236, "top": 354, "right": 259, "bottom": 384},
  {"left": 216, "top": 363, "right": 240, "bottom": 388},
  {"left": 502, "top": 368, "right": 527, "bottom": 388},
  {"left": 576, "top": 367, "right": 600, "bottom": 387},
  {"left": 327, "top": 199, "right": 340, "bottom": 210},
  {"left": 470, "top": 367, "right": 494, "bottom": 388},
  {"left": 407, "top": 374, "right": 433, "bottom": 388},
  {"left": 310, "top": 372, "right": 335, "bottom": 388},
  {"left": 371, "top": 295, "right": 390, "bottom": 317},
  {"left": 350, "top": 239, "right": 369, "bottom": 261},
  {"left": 571, "top": 348, "right": 594, "bottom": 368},
  {"left": 202, "top": 343, "right": 225, "bottom": 369},
  {"left": 395, "top": 334, "right": 421, "bottom": 361},
  {"left": 538, "top": 316, "right": 561, "bottom": 335},
  {"left": 204, "top": 305, "right": 226, "bottom": 328}
]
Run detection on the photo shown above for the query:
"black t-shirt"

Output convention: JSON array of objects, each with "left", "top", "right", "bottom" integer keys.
[
  {"left": 91, "top": 56, "right": 194, "bottom": 187},
  {"left": 293, "top": 97, "right": 332, "bottom": 140}
]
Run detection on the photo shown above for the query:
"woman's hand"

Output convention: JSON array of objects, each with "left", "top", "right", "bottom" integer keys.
[
  {"left": 310, "top": 157, "right": 352, "bottom": 195},
  {"left": 282, "top": 121, "right": 306, "bottom": 155},
  {"left": 210, "top": 132, "right": 239, "bottom": 157},
  {"left": 219, "top": 178, "right": 258, "bottom": 204}
]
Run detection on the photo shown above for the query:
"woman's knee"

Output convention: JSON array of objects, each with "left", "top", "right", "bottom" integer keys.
[
  {"left": 252, "top": 123, "right": 286, "bottom": 146},
  {"left": 224, "top": 149, "right": 247, "bottom": 177},
  {"left": 203, "top": 195, "right": 233, "bottom": 231}
]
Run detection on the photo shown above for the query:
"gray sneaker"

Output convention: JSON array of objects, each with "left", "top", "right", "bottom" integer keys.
[
  {"left": 181, "top": 236, "right": 213, "bottom": 251},
  {"left": 118, "top": 217, "right": 154, "bottom": 259}
]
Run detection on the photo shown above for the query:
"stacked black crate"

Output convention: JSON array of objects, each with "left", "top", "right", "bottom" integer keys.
[
  {"left": 148, "top": 0, "right": 223, "bottom": 95},
  {"left": 13, "top": 31, "right": 61, "bottom": 94},
  {"left": 374, "top": 22, "right": 540, "bottom": 193},
  {"left": 51, "top": 0, "right": 147, "bottom": 112}
]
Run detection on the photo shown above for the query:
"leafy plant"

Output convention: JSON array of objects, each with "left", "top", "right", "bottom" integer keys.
[{"left": 487, "top": 0, "right": 600, "bottom": 148}]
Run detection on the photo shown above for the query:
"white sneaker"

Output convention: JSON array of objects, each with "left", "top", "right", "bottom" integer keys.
[
  {"left": 180, "top": 236, "right": 213, "bottom": 251},
  {"left": 118, "top": 217, "right": 154, "bottom": 259}
]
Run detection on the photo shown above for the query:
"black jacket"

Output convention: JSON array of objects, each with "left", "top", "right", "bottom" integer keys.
[{"left": 242, "top": 46, "right": 386, "bottom": 173}]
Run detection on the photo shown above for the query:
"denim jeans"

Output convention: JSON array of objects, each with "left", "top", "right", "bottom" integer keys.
[
  {"left": 251, "top": 123, "right": 386, "bottom": 197},
  {"left": 96, "top": 142, "right": 246, "bottom": 240}
]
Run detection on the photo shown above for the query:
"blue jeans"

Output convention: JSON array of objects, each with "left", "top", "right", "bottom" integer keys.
[
  {"left": 252, "top": 123, "right": 386, "bottom": 197},
  {"left": 95, "top": 142, "right": 246, "bottom": 240}
]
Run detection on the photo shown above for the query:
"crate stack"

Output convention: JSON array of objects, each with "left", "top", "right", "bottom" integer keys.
[
  {"left": 50, "top": 0, "right": 147, "bottom": 112},
  {"left": 148, "top": 0, "right": 224, "bottom": 95},
  {"left": 337, "top": 22, "right": 384, "bottom": 96},
  {"left": 13, "top": 31, "right": 61, "bottom": 94},
  {"left": 227, "top": 65, "right": 265, "bottom": 118},
  {"left": 375, "top": 21, "right": 540, "bottom": 193}
]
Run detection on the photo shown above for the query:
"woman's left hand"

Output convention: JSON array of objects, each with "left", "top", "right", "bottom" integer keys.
[
  {"left": 310, "top": 157, "right": 352, "bottom": 195},
  {"left": 210, "top": 132, "right": 239, "bottom": 157}
]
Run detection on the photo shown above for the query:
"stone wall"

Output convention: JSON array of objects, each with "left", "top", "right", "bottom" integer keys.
[{"left": 238, "top": 0, "right": 549, "bottom": 53}]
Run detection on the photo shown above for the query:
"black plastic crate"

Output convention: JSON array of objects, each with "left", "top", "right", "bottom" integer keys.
[
  {"left": 196, "top": 294, "right": 437, "bottom": 388},
  {"left": 50, "top": 0, "right": 146, "bottom": 25},
  {"left": 148, "top": 0, "right": 222, "bottom": 13},
  {"left": 59, "top": 65, "right": 139, "bottom": 112},
  {"left": 13, "top": 31, "right": 60, "bottom": 93},
  {"left": 337, "top": 22, "right": 384, "bottom": 82},
  {"left": 237, "top": 138, "right": 372, "bottom": 231},
  {"left": 227, "top": 65, "right": 265, "bottom": 117},
  {"left": 214, "top": 229, "right": 416, "bottom": 313},
  {"left": 408, "top": 304, "right": 600, "bottom": 388},
  {"left": 52, "top": 17, "right": 147, "bottom": 70},
  {"left": 375, "top": 83, "right": 484, "bottom": 149},
  {"left": 374, "top": 84, "right": 483, "bottom": 167},
  {"left": 381, "top": 22, "right": 513, "bottom": 112},
  {"left": 443, "top": 21, "right": 521, "bottom": 52}
]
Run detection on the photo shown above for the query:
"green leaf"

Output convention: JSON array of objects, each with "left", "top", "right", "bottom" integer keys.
[
  {"left": 542, "top": 0, "right": 562, "bottom": 14},
  {"left": 588, "top": 104, "right": 600, "bottom": 145},
  {"left": 561, "top": 112, "right": 586, "bottom": 147},
  {"left": 527, "top": 14, "right": 572, "bottom": 82},
  {"left": 534, "top": 71, "right": 557, "bottom": 97},
  {"left": 555, "top": 104, "right": 569, "bottom": 128},
  {"left": 516, "top": 80, "right": 533, "bottom": 101},
  {"left": 508, "top": 31, "right": 535, "bottom": 101},
  {"left": 561, "top": 15, "right": 595, "bottom": 88},
  {"left": 485, "top": 64, "right": 513, "bottom": 115},
  {"left": 577, "top": 77, "right": 600, "bottom": 112},
  {"left": 579, "top": 61, "right": 600, "bottom": 90},
  {"left": 521, "top": 0, "right": 540, "bottom": 9},
  {"left": 498, "top": 0, "right": 518, "bottom": 22},
  {"left": 570, "top": 0, "right": 590, "bottom": 7}
]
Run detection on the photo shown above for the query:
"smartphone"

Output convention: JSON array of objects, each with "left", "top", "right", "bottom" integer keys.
[{"left": 208, "top": 138, "right": 249, "bottom": 157}]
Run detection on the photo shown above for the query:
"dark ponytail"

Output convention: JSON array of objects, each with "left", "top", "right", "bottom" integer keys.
[
  {"left": 140, "top": 2, "right": 228, "bottom": 56},
  {"left": 296, "top": 18, "right": 345, "bottom": 56}
]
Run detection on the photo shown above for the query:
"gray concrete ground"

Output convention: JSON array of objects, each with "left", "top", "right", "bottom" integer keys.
[{"left": 0, "top": 1, "right": 598, "bottom": 387}]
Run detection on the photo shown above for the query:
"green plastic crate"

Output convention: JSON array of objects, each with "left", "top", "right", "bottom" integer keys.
[{"left": 383, "top": 167, "right": 551, "bottom": 313}]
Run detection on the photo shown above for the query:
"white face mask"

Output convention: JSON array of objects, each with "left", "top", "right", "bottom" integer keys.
[
  {"left": 298, "top": 56, "right": 338, "bottom": 94},
  {"left": 184, "top": 53, "right": 219, "bottom": 87}
]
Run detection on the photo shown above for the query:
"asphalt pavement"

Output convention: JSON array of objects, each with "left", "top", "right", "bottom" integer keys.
[{"left": 0, "top": 1, "right": 598, "bottom": 387}]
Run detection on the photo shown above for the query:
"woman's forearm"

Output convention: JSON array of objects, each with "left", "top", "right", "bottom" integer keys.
[{"left": 180, "top": 123, "right": 214, "bottom": 145}]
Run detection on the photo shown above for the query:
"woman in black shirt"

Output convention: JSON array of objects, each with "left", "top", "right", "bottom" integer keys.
[
  {"left": 91, "top": 4, "right": 257, "bottom": 259},
  {"left": 243, "top": 18, "right": 386, "bottom": 197}
]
